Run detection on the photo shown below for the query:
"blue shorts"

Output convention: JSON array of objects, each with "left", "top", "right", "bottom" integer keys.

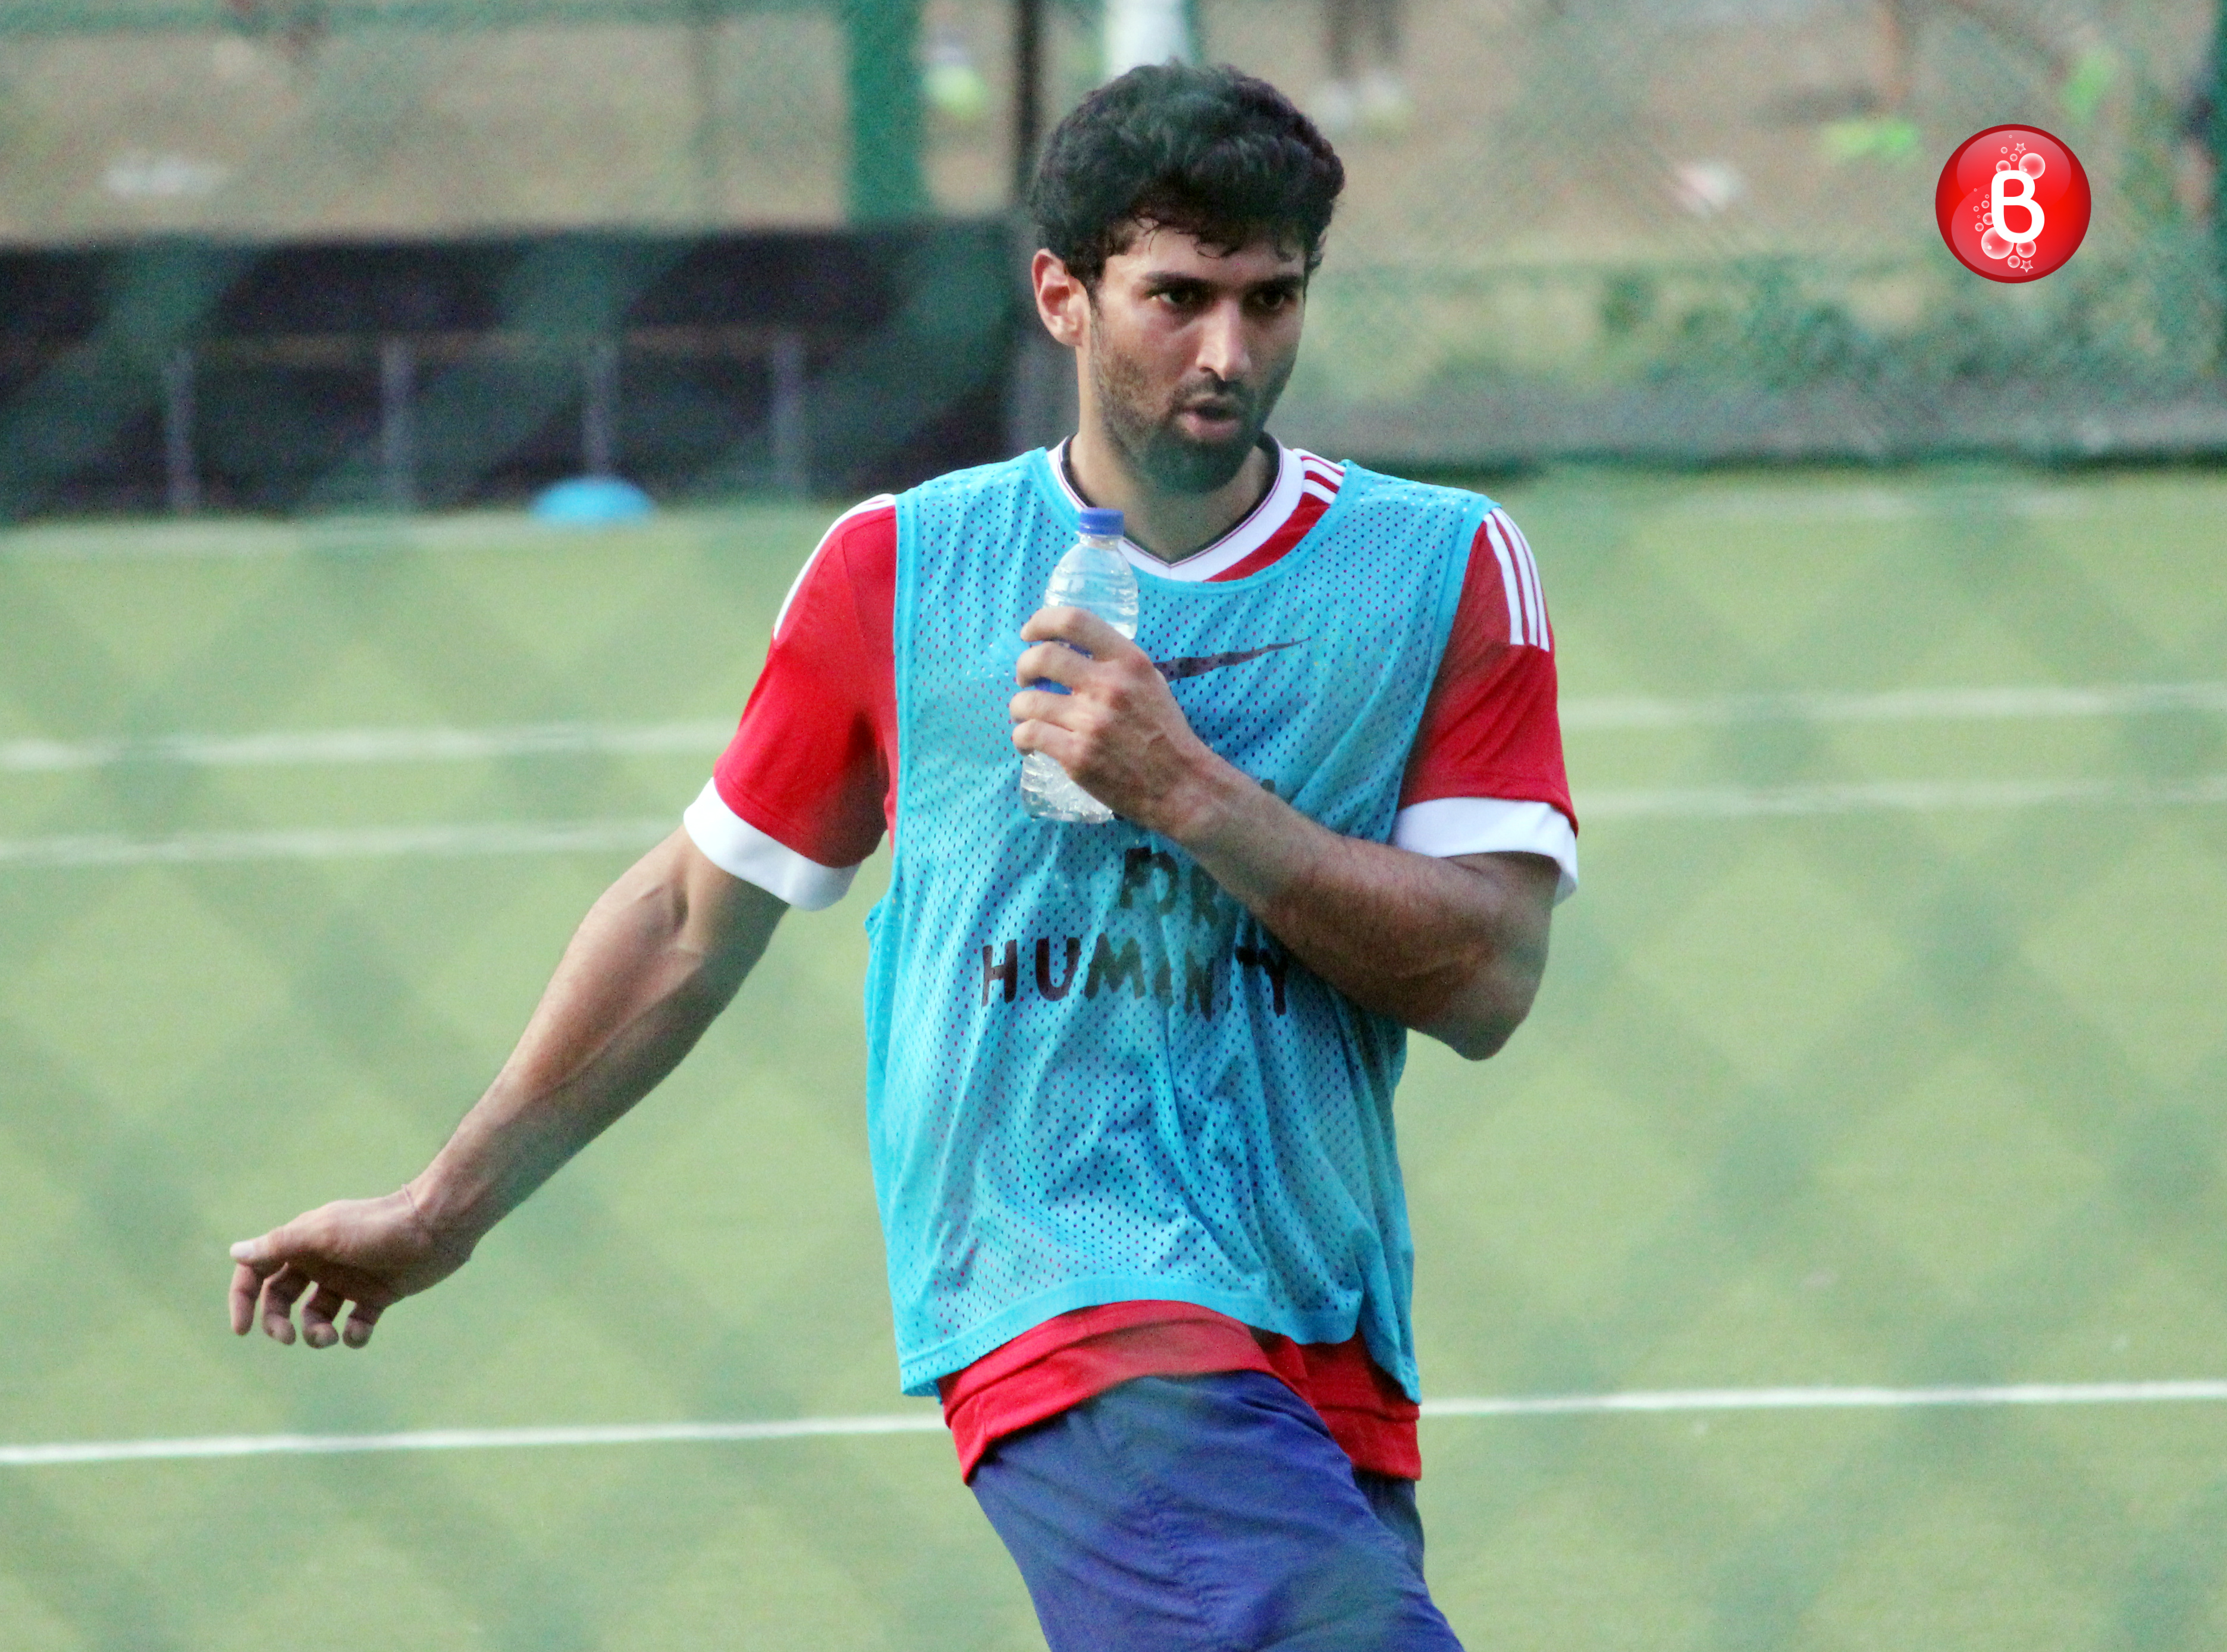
[{"left": 970, "top": 1370, "right": 1464, "bottom": 1651}]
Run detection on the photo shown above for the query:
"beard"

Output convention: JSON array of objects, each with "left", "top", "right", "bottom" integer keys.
[{"left": 1090, "top": 338, "right": 1294, "bottom": 497}]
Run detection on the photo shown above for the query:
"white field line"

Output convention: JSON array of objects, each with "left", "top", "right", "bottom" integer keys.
[
  {"left": 6, "top": 684, "right": 2221, "bottom": 774},
  {"left": 2, "top": 721, "right": 732, "bottom": 773},
  {"left": 10, "top": 1381, "right": 2227, "bottom": 1469},
  {"left": 5, "top": 774, "right": 2225, "bottom": 873},
  {"left": 0, "top": 513, "right": 685, "bottom": 561},
  {"left": 1560, "top": 681, "right": 2227, "bottom": 731},
  {"left": 1658, "top": 485, "right": 2112, "bottom": 523},
  {"left": 1582, "top": 774, "right": 2227, "bottom": 820},
  {"left": 0, "top": 819, "right": 673, "bottom": 871},
  {"left": 1419, "top": 1380, "right": 2227, "bottom": 1418},
  {"left": 0, "top": 1414, "right": 946, "bottom": 1468}
]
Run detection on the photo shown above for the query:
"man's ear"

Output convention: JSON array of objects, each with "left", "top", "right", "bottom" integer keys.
[{"left": 1031, "top": 250, "right": 1089, "bottom": 351}]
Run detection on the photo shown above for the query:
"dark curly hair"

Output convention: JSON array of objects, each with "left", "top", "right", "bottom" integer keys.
[{"left": 1029, "top": 64, "right": 1345, "bottom": 289}]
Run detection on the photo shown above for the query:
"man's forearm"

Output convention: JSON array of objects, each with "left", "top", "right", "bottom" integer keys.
[
  {"left": 409, "top": 831, "right": 783, "bottom": 1245},
  {"left": 1163, "top": 754, "right": 1555, "bottom": 1057},
  {"left": 1009, "top": 607, "right": 1557, "bottom": 1056}
]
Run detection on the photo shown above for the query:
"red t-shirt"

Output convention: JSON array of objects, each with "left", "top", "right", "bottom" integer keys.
[
  {"left": 937, "top": 1302, "right": 1425, "bottom": 1481},
  {"left": 688, "top": 441, "right": 1574, "bottom": 1480}
]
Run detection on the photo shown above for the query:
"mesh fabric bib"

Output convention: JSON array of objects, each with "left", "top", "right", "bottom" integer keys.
[{"left": 867, "top": 448, "right": 1489, "bottom": 1397}]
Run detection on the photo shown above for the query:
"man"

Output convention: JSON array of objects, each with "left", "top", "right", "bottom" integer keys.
[{"left": 228, "top": 65, "right": 1576, "bottom": 1650}]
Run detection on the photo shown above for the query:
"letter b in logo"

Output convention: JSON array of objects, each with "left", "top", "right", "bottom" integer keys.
[{"left": 1990, "top": 168, "right": 2044, "bottom": 244}]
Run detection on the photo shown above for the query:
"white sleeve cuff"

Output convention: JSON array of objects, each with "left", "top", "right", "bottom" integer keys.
[
  {"left": 682, "top": 779, "right": 860, "bottom": 910},
  {"left": 1391, "top": 797, "right": 1579, "bottom": 903}
]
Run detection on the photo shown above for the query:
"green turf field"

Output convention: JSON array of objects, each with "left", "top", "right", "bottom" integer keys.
[{"left": 3, "top": 469, "right": 2224, "bottom": 1651}]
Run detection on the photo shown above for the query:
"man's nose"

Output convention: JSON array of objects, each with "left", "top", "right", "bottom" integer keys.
[{"left": 1193, "top": 300, "right": 1252, "bottom": 384}]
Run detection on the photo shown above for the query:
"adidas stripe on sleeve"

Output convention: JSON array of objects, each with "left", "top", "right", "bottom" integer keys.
[{"left": 1394, "top": 506, "right": 1577, "bottom": 900}]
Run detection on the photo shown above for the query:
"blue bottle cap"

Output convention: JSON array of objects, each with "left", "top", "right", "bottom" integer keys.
[{"left": 1077, "top": 507, "right": 1125, "bottom": 536}]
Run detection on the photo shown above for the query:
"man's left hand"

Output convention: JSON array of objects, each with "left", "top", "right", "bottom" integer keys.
[{"left": 1011, "top": 606, "right": 1221, "bottom": 837}]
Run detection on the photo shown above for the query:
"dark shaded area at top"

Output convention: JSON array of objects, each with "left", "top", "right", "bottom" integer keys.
[{"left": 0, "top": 224, "right": 1021, "bottom": 516}]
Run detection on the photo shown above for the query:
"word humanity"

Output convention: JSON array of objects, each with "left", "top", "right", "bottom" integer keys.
[{"left": 980, "top": 847, "right": 1294, "bottom": 1017}]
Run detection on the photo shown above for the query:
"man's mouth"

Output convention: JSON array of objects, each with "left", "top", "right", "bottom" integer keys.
[{"left": 1176, "top": 398, "right": 1248, "bottom": 431}]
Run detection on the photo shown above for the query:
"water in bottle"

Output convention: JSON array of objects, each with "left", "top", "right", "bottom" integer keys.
[{"left": 1020, "top": 506, "right": 1139, "bottom": 824}]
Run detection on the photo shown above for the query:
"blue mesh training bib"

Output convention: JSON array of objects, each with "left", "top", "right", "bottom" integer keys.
[{"left": 865, "top": 448, "right": 1492, "bottom": 1398}]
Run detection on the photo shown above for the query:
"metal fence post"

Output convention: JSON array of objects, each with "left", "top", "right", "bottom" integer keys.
[
  {"left": 689, "top": 0, "right": 722, "bottom": 222},
  {"left": 770, "top": 330, "right": 809, "bottom": 495},
  {"left": 161, "top": 347, "right": 200, "bottom": 514},
  {"left": 379, "top": 337, "right": 416, "bottom": 510},
  {"left": 1012, "top": 0, "right": 1044, "bottom": 202},
  {"left": 840, "top": 0, "right": 927, "bottom": 222},
  {"left": 2210, "top": 0, "right": 2226, "bottom": 360},
  {"left": 584, "top": 339, "right": 620, "bottom": 478}
]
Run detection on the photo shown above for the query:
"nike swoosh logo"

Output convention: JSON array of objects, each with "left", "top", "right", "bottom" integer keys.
[{"left": 1153, "top": 639, "right": 1307, "bottom": 681}]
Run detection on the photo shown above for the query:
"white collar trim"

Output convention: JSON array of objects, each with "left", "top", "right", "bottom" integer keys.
[{"left": 1047, "top": 438, "right": 1313, "bottom": 584}]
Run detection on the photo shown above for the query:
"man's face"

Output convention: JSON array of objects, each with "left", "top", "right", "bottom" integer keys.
[{"left": 1082, "top": 227, "right": 1308, "bottom": 495}]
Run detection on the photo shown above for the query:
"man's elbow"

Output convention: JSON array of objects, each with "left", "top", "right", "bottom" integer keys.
[
  {"left": 1425, "top": 975, "right": 1539, "bottom": 1062},
  {"left": 1436, "top": 1007, "right": 1523, "bottom": 1062},
  {"left": 1422, "top": 859, "right": 1557, "bottom": 1060}
]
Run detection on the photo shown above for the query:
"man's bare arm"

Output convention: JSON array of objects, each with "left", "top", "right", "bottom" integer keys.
[
  {"left": 1012, "top": 608, "right": 1557, "bottom": 1059},
  {"left": 1169, "top": 792, "right": 1556, "bottom": 1060},
  {"left": 228, "top": 829, "right": 785, "bottom": 1348}
]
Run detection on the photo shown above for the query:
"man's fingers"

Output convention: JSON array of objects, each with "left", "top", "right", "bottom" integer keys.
[
  {"left": 1020, "top": 605, "right": 1130, "bottom": 657},
  {"left": 1009, "top": 686, "right": 1092, "bottom": 728},
  {"left": 258, "top": 1263, "right": 308, "bottom": 1345},
  {"left": 225, "top": 1238, "right": 283, "bottom": 1336},
  {"left": 1011, "top": 719, "right": 1087, "bottom": 774},
  {"left": 1015, "top": 637, "right": 1092, "bottom": 691},
  {"left": 228, "top": 1259, "right": 268, "bottom": 1336},
  {"left": 228, "top": 1229, "right": 296, "bottom": 1337},
  {"left": 299, "top": 1283, "right": 347, "bottom": 1349},
  {"left": 228, "top": 1254, "right": 394, "bottom": 1350}
]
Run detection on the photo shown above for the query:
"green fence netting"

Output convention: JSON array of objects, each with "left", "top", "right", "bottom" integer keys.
[{"left": 2, "top": 4, "right": 2225, "bottom": 1650}]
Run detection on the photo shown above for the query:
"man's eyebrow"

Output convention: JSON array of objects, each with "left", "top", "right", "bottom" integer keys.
[{"left": 1136, "top": 271, "right": 1306, "bottom": 295}]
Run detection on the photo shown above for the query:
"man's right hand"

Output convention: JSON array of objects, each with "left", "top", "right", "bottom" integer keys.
[
  {"left": 224, "top": 831, "right": 784, "bottom": 1353},
  {"left": 228, "top": 1188, "right": 471, "bottom": 1349}
]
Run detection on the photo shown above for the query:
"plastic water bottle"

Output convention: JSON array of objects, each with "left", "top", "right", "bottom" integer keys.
[{"left": 1020, "top": 506, "right": 1139, "bottom": 824}]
